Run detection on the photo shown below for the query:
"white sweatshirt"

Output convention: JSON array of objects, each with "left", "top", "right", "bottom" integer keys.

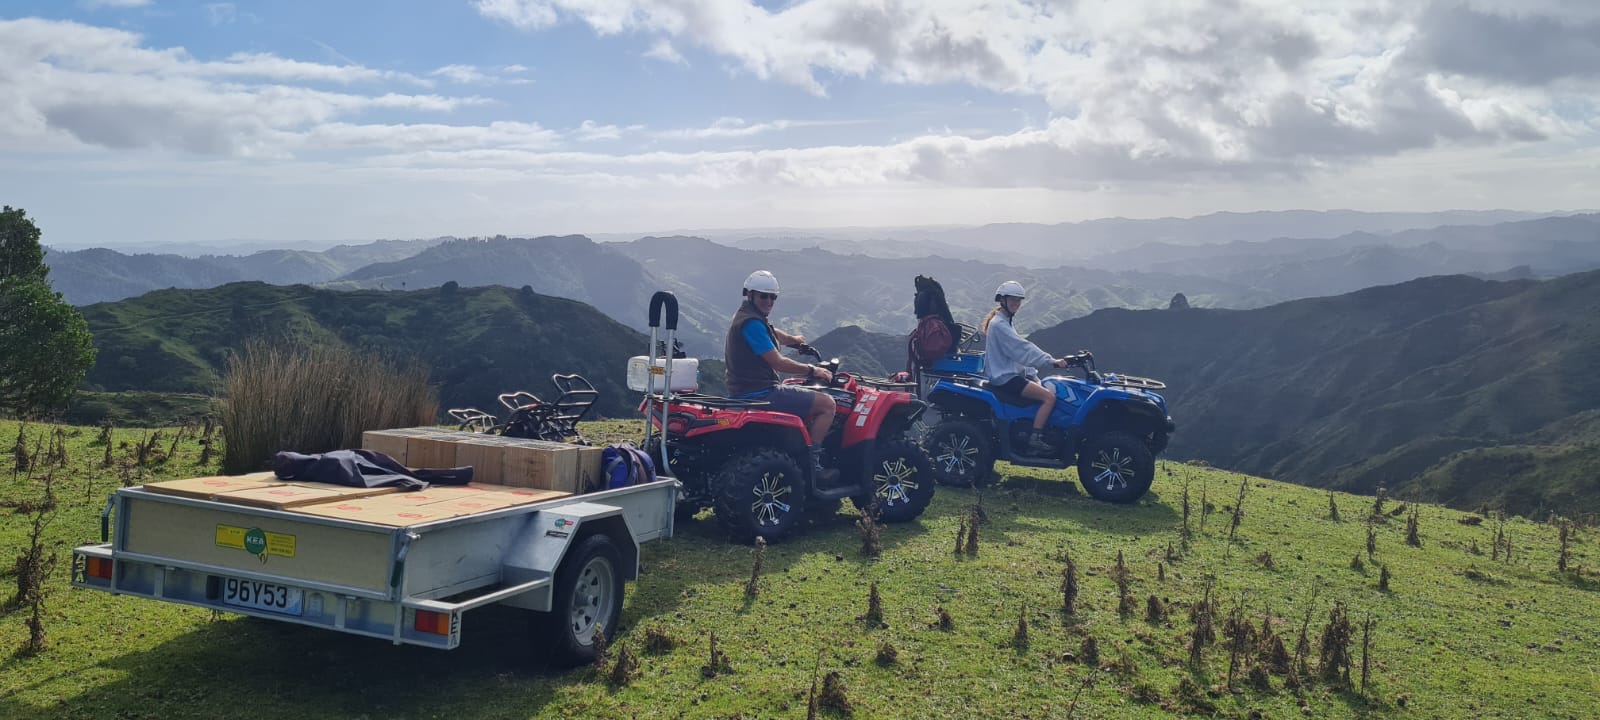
[{"left": 983, "top": 312, "right": 1052, "bottom": 385}]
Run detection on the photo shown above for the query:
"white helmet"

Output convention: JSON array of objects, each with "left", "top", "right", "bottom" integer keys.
[
  {"left": 994, "top": 280, "right": 1026, "bottom": 301},
  {"left": 743, "top": 270, "right": 780, "bottom": 295}
]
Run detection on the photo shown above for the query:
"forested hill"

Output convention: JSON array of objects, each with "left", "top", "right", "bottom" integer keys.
[
  {"left": 77, "top": 282, "right": 670, "bottom": 418},
  {"left": 1025, "top": 271, "right": 1600, "bottom": 515}
]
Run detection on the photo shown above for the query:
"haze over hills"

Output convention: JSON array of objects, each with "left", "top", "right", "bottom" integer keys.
[{"left": 43, "top": 238, "right": 451, "bottom": 305}]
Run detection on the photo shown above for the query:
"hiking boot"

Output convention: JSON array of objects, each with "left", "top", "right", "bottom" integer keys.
[
  {"left": 812, "top": 447, "right": 840, "bottom": 485},
  {"left": 1021, "top": 431, "right": 1055, "bottom": 458}
]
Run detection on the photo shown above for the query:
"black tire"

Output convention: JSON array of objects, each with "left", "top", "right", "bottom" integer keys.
[
  {"left": 1077, "top": 431, "right": 1155, "bottom": 503},
  {"left": 853, "top": 439, "right": 936, "bottom": 523},
  {"left": 926, "top": 418, "right": 995, "bottom": 487},
  {"left": 713, "top": 448, "right": 807, "bottom": 543},
  {"left": 538, "top": 534, "right": 624, "bottom": 667}
]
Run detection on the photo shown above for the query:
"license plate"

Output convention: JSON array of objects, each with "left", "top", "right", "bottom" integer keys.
[{"left": 221, "top": 577, "right": 304, "bottom": 616}]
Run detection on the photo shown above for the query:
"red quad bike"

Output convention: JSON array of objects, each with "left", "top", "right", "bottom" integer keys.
[{"left": 635, "top": 291, "right": 936, "bottom": 543}]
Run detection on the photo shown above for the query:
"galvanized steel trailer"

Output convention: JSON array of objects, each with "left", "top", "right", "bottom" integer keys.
[{"left": 71, "top": 478, "right": 677, "bottom": 665}]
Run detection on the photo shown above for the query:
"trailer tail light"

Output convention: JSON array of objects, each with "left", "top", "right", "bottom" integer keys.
[
  {"left": 86, "top": 557, "right": 113, "bottom": 580},
  {"left": 415, "top": 610, "right": 451, "bottom": 636}
]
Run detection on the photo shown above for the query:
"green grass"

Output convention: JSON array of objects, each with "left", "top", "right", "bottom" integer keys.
[{"left": 3, "top": 418, "right": 1598, "bottom": 719}]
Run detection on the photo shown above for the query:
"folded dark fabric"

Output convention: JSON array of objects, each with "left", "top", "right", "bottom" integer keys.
[{"left": 271, "top": 449, "right": 473, "bottom": 491}]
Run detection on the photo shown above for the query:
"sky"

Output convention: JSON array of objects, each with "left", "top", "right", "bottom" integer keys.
[{"left": 2, "top": 0, "right": 1598, "bottom": 248}]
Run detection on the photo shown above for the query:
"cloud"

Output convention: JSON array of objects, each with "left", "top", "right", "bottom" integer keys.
[
  {"left": 474, "top": 0, "right": 1600, "bottom": 180},
  {"left": 204, "top": 3, "right": 237, "bottom": 25},
  {"left": 0, "top": 19, "right": 485, "bottom": 156},
  {"left": 431, "top": 64, "right": 493, "bottom": 83},
  {"left": 643, "top": 39, "right": 685, "bottom": 65},
  {"left": 574, "top": 120, "right": 642, "bottom": 142},
  {"left": 652, "top": 116, "right": 849, "bottom": 140},
  {"left": 81, "top": 0, "right": 151, "bottom": 8}
]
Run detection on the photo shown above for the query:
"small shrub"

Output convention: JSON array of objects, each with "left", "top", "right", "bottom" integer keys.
[
  {"left": 857, "top": 505, "right": 882, "bottom": 558},
  {"left": 932, "top": 606, "right": 954, "bottom": 631},
  {"left": 1062, "top": 550, "right": 1080, "bottom": 615},
  {"left": 1318, "top": 602, "right": 1354, "bottom": 688},
  {"left": 1078, "top": 635, "right": 1100, "bottom": 667},
  {"left": 818, "top": 671, "right": 853, "bottom": 715},
  {"left": 643, "top": 626, "right": 676, "bottom": 655},
  {"left": 874, "top": 639, "right": 898, "bottom": 667},
  {"left": 860, "top": 581, "right": 883, "bottom": 627},
  {"left": 746, "top": 536, "right": 766, "bottom": 598},
  {"left": 1011, "top": 605, "right": 1029, "bottom": 650},
  {"left": 1328, "top": 491, "right": 1341, "bottom": 522},
  {"left": 1405, "top": 506, "right": 1422, "bottom": 547},
  {"left": 607, "top": 642, "right": 639, "bottom": 686},
  {"left": 1378, "top": 564, "right": 1391, "bottom": 592},
  {"left": 1145, "top": 594, "right": 1166, "bottom": 624}
]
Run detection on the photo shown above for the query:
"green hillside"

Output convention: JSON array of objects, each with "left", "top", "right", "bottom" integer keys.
[
  {"left": 77, "top": 282, "right": 664, "bottom": 418},
  {"left": 2, "top": 418, "right": 1596, "bottom": 719},
  {"left": 1022, "top": 271, "right": 1600, "bottom": 516}
]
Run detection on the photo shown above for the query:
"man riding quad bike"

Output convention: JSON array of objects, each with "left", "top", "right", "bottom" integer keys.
[{"left": 636, "top": 290, "right": 935, "bottom": 543}]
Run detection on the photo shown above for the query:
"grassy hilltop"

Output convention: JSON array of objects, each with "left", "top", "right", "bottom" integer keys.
[{"left": 1, "top": 418, "right": 1596, "bottom": 719}]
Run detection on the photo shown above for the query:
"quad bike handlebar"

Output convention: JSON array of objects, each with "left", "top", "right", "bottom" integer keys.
[{"left": 788, "top": 343, "right": 849, "bottom": 388}]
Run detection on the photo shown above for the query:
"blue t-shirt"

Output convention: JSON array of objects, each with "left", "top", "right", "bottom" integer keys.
[
  {"left": 741, "top": 318, "right": 777, "bottom": 355},
  {"left": 735, "top": 319, "right": 778, "bottom": 398}
]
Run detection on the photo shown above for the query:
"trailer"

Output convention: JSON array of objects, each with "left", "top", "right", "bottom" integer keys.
[{"left": 71, "top": 477, "right": 677, "bottom": 666}]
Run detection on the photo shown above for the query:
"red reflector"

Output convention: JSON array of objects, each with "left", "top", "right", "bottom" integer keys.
[
  {"left": 415, "top": 610, "right": 451, "bottom": 635},
  {"left": 87, "top": 557, "right": 113, "bottom": 579}
]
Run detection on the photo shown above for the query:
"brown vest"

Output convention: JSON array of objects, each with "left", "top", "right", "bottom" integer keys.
[{"left": 725, "top": 300, "right": 780, "bottom": 396}]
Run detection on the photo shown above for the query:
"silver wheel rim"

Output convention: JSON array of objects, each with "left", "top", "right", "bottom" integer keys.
[
  {"left": 749, "top": 471, "right": 793, "bottom": 527},
  {"left": 935, "top": 434, "right": 978, "bottom": 477},
  {"left": 570, "top": 555, "right": 616, "bottom": 646},
  {"left": 873, "top": 455, "right": 920, "bottom": 507},
  {"left": 1090, "top": 446, "right": 1136, "bottom": 491}
]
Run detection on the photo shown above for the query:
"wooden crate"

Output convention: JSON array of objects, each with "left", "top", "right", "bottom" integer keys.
[
  {"left": 500, "top": 438, "right": 581, "bottom": 492},
  {"left": 576, "top": 446, "right": 606, "bottom": 493},
  {"left": 450, "top": 436, "right": 509, "bottom": 484},
  {"left": 360, "top": 426, "right": 450, "bottom": 465}
]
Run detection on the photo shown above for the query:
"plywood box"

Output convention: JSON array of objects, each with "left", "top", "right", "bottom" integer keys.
[
  {"left": 360, "top": 426, "right": 451, "bottom": 465},
  {"left": 212, "top": 483, "right": 398, "bottom": 510},
  {"left": 405, "top": 434, "right": 460, "bottom": 470},
  {"left": 142, "top": 472, "right": 283, "bottom": 500},
  {"left": 450, "top": 437, "right": 508, "bottom": 484},
  {"left": 576, "top": 446, "right": 606, "bottom": 493},
  {"left": 500, "top": 440, "right": 580, "bottom": 492}
]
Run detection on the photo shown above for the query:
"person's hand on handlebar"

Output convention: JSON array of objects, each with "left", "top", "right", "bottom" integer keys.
[{"left": 807, "top": 364, "right": 834, "bottom": 384}]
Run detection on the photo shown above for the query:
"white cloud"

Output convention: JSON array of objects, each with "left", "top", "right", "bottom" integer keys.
[
  {"left": 82, "top": 0, "right": 151, "bottom": 8},
  {"left": 574, "top": 120, "right": 641, "bottom": 142},
  {"left": 431, "top": 64, "right": 493, "bottom": 83},
  {"left": 476, "top": 0, "right": 1600, "bottom": 181},
  {"left": 0, "top": 19, "right": 485, "bottom": 156},
  {"left": 643, "top": 39, "right": 685, "bottom": 65},
  {"left": 204, "top": 3, "right": 237, "bottom": 26},
  {"left": 502, "top": 64, "right": 530, "bottom": 73}
]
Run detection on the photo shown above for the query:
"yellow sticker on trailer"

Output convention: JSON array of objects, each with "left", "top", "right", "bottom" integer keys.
[{"left": 215, "top": 525, "right": 297, "bottom": 559}]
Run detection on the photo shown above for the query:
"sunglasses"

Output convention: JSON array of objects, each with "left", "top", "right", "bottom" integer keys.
[{"left": 752, "top": 292, "right": 778, "bottom": 301}]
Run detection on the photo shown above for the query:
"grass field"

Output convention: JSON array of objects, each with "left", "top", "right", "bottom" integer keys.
[{"left": 2, "top": 418, "right": 1597, "bottom": 719}]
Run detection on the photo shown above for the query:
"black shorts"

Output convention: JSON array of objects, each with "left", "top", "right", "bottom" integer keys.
[
  {"left": 993, "top": 376, "right": 1031, "bottom": 396},
  {"left": 749, "top": 385, "right": 823, "bottom": 420}
]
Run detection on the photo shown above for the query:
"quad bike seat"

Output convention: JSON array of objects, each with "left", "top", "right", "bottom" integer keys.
[{"left": 979, "top": 379, "right": 1038, "bottom": 407}]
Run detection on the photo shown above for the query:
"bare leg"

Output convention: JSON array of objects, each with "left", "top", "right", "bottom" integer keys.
[
  {"left": 1020, "top": 381, "right": 1055, "bottom": 430},
  {"left": 806, "top": 391, "right": 837, "bottom": 445}
]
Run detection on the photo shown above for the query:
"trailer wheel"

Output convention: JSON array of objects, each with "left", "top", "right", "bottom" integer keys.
[{"left": 539, "top": 534, "right": 624, "bottom": 667}]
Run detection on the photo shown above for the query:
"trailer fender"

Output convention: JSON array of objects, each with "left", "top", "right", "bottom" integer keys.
[{"left": 498, "top": 503, "right": 639, "bottom": 612}]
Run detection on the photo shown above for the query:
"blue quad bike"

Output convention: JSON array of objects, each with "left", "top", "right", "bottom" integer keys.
[{"left": 922, "top": 351, "right": 1175, "bottom": 503}]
